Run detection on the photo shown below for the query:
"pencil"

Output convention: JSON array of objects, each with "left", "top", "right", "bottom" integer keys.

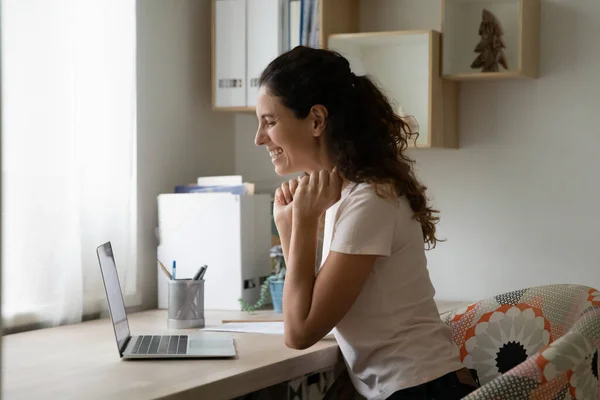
[{"left": 157, "top": 259, "right": 173, "bottom": 280}]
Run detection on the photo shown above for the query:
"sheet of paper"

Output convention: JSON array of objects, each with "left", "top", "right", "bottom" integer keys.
[
  {"left": 196, "top": 175, "right": 242, "bottom": 186},
  {"left": 203, "top": 322, "right": 285, "bottom": 335},
  {"left": 201, "top": 322, "right": 335, "bottom": 338}
]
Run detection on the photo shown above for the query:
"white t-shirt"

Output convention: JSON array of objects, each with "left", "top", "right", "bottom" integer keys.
[{"left": 320, "top": 182, "right": 464, "bottom": 400}]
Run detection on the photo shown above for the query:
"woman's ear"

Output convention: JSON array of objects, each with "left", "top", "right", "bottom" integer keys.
[{"left": 309, "top": 105, "right": 328, "bottom": 137}]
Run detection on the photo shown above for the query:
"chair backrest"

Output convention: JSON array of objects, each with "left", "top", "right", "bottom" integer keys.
[{"left": 442, "top": 284, "right": 599, "bottom": 399}]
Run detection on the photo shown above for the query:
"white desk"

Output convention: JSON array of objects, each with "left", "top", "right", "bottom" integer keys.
[{"left": 3, "top": 301, "right": 468, "bottom": 400}]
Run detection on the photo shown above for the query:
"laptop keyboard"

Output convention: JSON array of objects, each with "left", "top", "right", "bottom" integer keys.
[{"left": 131, "top": 335, "right": 188, "bottom": 355}]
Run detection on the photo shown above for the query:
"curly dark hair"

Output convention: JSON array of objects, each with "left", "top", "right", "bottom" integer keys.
[{"left": 258, "top": 46, "right": 442, "bottom": 249}]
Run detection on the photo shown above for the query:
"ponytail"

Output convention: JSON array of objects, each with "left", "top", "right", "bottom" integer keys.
[{"left": 334, "top": 74, "right": 441, "bottom": 249}]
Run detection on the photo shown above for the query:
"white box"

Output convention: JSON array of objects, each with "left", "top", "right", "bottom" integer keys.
[
  {"left": 157, "top": 192, "right": 272, "bottom": 310},
  {"left": 214, "top": 0, "right": 288, "bottom": 108},
  {"left": 246, "top": 0, "right": 284, "bottom": 107},
  {"left": 214, "top": 0, "right": 247, "bottom": 108}
]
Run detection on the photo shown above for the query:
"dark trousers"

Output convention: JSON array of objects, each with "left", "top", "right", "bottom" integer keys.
[{"left": 386, "top": 368, "right": 480, "bottom": 400}]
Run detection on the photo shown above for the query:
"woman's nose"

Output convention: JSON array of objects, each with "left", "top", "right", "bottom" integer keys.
[{"left": 255, "top": 128, "right": 267, "bottom": 146}]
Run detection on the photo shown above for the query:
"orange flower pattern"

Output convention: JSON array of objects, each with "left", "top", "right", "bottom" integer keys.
[{"left": 443, "top": 284, "right": 600, "bottom": 399}]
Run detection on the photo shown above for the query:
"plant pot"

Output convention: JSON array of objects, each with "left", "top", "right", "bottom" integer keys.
[{"left": 268, "top": 279, "right": 284, "bottom": 313}]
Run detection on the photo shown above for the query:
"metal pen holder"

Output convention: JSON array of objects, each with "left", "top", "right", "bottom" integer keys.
[{"left": 167, "top": 279, "right": 205, "bottom": 329}]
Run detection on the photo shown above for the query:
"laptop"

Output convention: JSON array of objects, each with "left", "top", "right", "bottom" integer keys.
[{"left": 96, "top": 241, "right": 237, "bottom": 359}]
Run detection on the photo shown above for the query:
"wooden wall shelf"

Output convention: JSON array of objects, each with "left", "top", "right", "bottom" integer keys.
[
  {"left": 210, "top": 0, "right": 542, "bottom": 149},
  {"left": 442, "top": 0, "right": 541, "bottom": 80},
  {"left": 213, "top": 106, "right": 255, "bottom": 113},
  {"left": 328, "top": 30, "right": 459, "bottom": 149}
]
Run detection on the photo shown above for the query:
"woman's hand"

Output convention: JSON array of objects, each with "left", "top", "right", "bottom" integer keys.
[
  {"left": 273, "top": 177, "right": 300, "bottom": 227},
  {"left": 293, "top": 168, "right": 342, "bottom": 221}
]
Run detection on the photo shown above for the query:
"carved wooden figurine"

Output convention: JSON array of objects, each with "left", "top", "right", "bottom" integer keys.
[{"left": 471, "top": 9, "right": 509, "bottom": 72}]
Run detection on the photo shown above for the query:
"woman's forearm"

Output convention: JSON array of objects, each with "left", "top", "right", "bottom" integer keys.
[
  {"left": 275, "top": 220, "right": 292, "bottom": 267},
  {"left": 283, "top": 215, "right": 319, "bottom": 346}
]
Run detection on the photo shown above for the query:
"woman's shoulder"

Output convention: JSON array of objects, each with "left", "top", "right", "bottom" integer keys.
[
  {"left": 343, "top": 181, "right": 395, "bottom": 200},
  {"left": 339, "top": 181, "right": 415, "bottom": 217},
  {"left": 340, "top": 182, "right": 401, "bottom": 209}
]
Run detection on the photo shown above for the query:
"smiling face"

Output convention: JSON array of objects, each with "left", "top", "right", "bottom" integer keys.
[{"left": 254, "top": 86, "right": 331, "bottom": 176}]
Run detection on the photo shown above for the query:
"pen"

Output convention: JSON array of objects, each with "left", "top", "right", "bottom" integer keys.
[
  {"left": 172, "top": 260, "right": 176, "bottom": 280},
  {"left": 193, "top": 265, "right": 207, "bottom": 280},
  {"left": 198, "top": 265, "right": 208, "bottom": 280}
]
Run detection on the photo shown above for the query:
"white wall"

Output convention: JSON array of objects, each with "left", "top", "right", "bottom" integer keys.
[
  {"left": 137, "top": 0, "right": 235, "bottom": 309},
  {"left": 234, "top": 0, "right": 600, "bottom": 302}
]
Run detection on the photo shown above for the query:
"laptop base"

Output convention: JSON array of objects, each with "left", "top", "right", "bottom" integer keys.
[{"left": 121, "top": 333, "right": 236, "bottom": 359}]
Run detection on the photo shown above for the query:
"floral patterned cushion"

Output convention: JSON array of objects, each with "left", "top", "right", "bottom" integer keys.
[{"left": 442, "top": 284, "right": 600, "bottom": 400}]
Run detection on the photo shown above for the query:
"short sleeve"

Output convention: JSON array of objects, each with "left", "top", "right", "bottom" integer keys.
[{"left": 329, "top": 186, "right": 396, "bottom": 257}]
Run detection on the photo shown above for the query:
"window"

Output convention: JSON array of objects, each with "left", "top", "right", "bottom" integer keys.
[{"left": 1, "top": 0, "right": 138, "bottom": 330}]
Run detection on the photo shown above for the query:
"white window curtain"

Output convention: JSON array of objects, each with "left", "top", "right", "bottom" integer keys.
[{"left": 1, "top": 0, "right": 138, "bottom": 330}]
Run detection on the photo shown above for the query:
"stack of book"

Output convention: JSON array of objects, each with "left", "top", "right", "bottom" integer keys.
[
  {"left": 174, "top": 175, "right": 255, "bottom": 196},
  {"left": 284, "top": 0, "right": 320, "bottom": 51}
]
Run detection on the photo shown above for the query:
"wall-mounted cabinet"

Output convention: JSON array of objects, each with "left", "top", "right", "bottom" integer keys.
[
  {"left": 211, "top": 0, "right": 359, "bottom": 112},
  {"left": 442, "top": 0, "right": 540, "bottom": 80},
  {"left": 328, "top": 30, "right": 459, "bottom": 149}
]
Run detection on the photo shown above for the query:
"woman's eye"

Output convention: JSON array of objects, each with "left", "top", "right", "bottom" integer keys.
[{"left": 266, "top": 121, "right": 276, "bottom": 127}]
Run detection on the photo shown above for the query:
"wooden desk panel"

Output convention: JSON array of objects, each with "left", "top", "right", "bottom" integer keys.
[{"left": 3, "top": 310, "right": 341, "bottom": 400}]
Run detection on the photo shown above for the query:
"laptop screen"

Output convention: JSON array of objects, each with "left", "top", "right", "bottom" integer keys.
[{"left": 96, "top": 242, "right": 131, "bottom": 353}]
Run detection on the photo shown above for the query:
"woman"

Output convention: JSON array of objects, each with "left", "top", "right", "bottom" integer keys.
[{"left": 254, "top": 46, "right": 479, "bottom": 400}]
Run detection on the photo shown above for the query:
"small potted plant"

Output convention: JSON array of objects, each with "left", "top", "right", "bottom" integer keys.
[
  {"left": 239, "top": 245, "right": 286, "bottom": 313},
  {"left": 267, "top": 245, "right": 286, "bottom": 312}
]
